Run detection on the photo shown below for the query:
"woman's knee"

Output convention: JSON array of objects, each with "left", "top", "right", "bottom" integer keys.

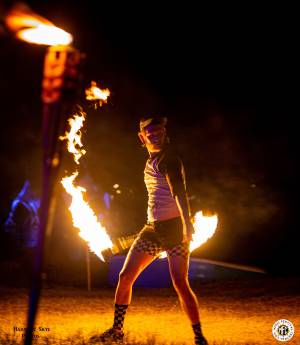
[{"left": 172, "top": 276, "right": 190, "bottom": 292}]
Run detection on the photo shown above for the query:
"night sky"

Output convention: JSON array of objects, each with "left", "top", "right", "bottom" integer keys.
[{"left": 0, "top": 1, "right": 298, "bottom": 274}]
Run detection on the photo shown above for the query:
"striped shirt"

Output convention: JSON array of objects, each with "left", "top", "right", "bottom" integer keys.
[{"left": 144, "top": 148, "right": 184, "bottom": 222}]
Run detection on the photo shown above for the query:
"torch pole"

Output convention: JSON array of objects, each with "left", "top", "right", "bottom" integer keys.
[
  {"left": 24, "top": 45, "right": 82, "bottom": 345},
  {"left": 24, "top": 103, "right": 63, "bottom": 345}
]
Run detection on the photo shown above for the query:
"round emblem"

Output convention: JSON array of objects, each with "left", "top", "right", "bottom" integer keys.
[{"left": 272, "top": 319, "right": 294, "bottom": 341}]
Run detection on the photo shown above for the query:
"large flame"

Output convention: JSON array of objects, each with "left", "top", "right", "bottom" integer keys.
[
  {"left": 159, "top": 211, "right": 218, "bottom": 258},
  {"left": 4, "top": 3, "right": 73, "bottom": 46},
  {"left": 61, "top": 172, "right": 112, "bottom": 261},
  {"left": 190, "top": 211, "right": 218, "bottom": 251},
  {"left": 60, "top": 107, "right": 112, "bottom": 261}
]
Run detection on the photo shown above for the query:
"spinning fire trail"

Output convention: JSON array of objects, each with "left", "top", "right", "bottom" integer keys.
[{"left": 60, "top": 84, "right": 113, "bottom": 262}]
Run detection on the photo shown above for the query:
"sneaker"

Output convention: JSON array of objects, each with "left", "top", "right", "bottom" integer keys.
[
  {"left": 195, "top": 335, "right": 208, "bottom": 345},
  {"left": 89, "top": 327, "right": 124, "bottom": 344}
]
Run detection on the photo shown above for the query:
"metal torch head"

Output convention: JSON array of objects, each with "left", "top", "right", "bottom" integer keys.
[{"left": 101, "top": 242, "right": 122, "bottom": 262}]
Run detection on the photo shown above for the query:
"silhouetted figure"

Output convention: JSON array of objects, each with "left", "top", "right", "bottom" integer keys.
[
  {"left": 3, "top": 180, "right": 40, "bottom": 284},
  {"left": 5, "top": 180, "right": 40, "bottom": 250}
]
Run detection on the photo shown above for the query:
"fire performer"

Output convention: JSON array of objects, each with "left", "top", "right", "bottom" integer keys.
[{"left": 91, "top": 116, "right": 208, "bottom": 345}]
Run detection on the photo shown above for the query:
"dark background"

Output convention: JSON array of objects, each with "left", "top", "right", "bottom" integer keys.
[{"left": 0, "top": 1, "right": 298, "bottom": 276}]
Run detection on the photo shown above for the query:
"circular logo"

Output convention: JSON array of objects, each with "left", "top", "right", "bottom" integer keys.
[{"left": 272, "top": 319, "right": 294, "bottom": 341}]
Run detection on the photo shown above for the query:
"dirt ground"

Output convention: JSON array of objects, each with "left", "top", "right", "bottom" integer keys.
[{"left": 0, "top": 276, "right": 299, "bottom": 345}]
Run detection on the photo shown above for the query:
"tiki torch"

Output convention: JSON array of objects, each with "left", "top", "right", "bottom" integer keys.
[
  {"left": 31, "top": 39, "right": 82, "bottom": 345},
  {"left": 4, "top": 3, "right": 82, "bottom": 344}
]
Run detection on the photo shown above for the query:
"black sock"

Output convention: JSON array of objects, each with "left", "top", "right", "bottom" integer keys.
[
  {"left": 113, "top": 304, "right": 128, "bottom": 331},
  {"left": 192, "top": 322, "right": 206, "bottom": 344}
]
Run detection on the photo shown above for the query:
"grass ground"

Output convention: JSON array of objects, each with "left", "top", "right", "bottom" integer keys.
[{"left": 0, "top": 276, "right": 299, "bottom": 345}]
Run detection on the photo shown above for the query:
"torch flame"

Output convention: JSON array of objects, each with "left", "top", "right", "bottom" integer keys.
[
  {"left": 159, "top": 211, "right": 218, "bottom": 258},
  {"left": 61, "top": 173, "right": 112, "bottom": 261},
  {"left": 17, "top": 26, "right": 72, "bottom": 46},
  {"left": 4, "top": 3, "right": 73, "bottom": 46},
  {"left": 85, "top": 81, "right": 110, "bottom": 108}
]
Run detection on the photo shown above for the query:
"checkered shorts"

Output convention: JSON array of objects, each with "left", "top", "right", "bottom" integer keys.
[
  {"left": 129, "top": 217, "right": 190, "bottom": 259},
  {"left": 130, "top": 238, "right": 189, "bottom": 258}
]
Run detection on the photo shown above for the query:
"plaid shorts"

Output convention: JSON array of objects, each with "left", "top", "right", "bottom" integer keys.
[{"left": 129, "top": 217, "right": 190, "bottom": 258}]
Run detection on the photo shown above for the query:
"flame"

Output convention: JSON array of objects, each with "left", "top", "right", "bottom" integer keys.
[
  {"left": 190, "top": 211, "right": 218, "bottom": 251},
  {"left": 61, "top": 173, "right": 113, "bottom": 261},
  {"left": 159, "top": 211, "right": 218, "bottom": 258},
  {"left": 4, "top": 3, "right": 73, "bottom": 46},
  {"left": 17, "top": 26, "right": 72, "bottom": 46},
  {"left": 85, "top": 81, "right": 110, "bottom": 108},
  {"left": 60, "top": 108, "right": 112, "bottom": 261},
  {"left": 59, "top": 111, "right": 86, "bottom": 164}
]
